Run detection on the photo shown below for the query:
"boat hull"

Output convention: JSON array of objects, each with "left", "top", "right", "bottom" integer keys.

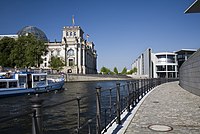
[{"left": 0, "top": 81, "right": 65, "bottom": 98}]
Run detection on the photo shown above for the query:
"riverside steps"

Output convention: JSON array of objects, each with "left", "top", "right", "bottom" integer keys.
[{"left": 108, "top": 81, "right": 200, "bottom": 134}]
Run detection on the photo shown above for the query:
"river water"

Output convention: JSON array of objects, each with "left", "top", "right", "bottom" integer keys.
[{"left": 0, "top": 80, "right": 129, "bottom": 134}]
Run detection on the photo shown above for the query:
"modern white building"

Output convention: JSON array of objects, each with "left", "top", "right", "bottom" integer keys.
[
  {"left": 41, "top": 26, "right": 97, "bottom": 74},
  {"left": 132, "top": 48, "right": 178, "bottom": 78},
  {"left": 154, "top": 52, "right": 178, "bottom": 78}
]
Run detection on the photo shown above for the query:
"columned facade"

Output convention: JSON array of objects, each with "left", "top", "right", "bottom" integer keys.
[{"left": 41, "top": 26, "right": 97, "bottom": 74}]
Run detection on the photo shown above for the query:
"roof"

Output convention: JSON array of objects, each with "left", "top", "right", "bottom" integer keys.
[
  {"left": 185, "top": 0, "right": 200, "bottom": 13},
  {"left": 174, "top": 49, "right": 197, "bottom": 53}
]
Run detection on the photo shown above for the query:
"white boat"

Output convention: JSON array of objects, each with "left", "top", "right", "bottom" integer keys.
[{"left": 0, "top": 72, "right": 65, "bottom": 97}]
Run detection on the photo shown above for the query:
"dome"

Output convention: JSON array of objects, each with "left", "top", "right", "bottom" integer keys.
[{"left": 17, "top": 26, "right": 48, "bottom": 42}]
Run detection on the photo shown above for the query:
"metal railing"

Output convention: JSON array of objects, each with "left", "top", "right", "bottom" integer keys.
[{"left": 0, "top": 78, "right": 178, "bottom": 134}]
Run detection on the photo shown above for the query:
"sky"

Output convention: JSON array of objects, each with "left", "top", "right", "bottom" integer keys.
[{"left": 0, "top": 0, "right": 200, "bottom": 71}]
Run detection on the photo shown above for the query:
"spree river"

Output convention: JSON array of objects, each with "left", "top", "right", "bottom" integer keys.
[{"left": 0, "top": 80, "right": 129, "bottom": 134}]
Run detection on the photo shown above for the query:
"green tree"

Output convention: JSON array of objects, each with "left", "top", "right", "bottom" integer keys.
[
  {"left": 113, "top": 67, "right": 118, "bottom": 74},
  {"left": 49, "top": 56, "right": 64, "bottom": 71},
  {"left": 133, "top": 67, "right": 137, "bottom": 73},
  {"left": 100, "top": 66, "right": 113, "bottom": 74},
  {"left": 10, "top": 35, "right": 47, "bottom": 68},
  {"left": 121, "top": 67, "right": 127, "bottom": 75},
  {"left": 127, "top": 67, "right": 137, "bottom": 74},
  {"left": 0, "top": 37, "right": 16, "bottom": 67}
]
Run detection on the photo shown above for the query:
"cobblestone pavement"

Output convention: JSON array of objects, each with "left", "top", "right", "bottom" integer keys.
[{"left": 125, "top": 81, "right": 200, "bottom": 134}]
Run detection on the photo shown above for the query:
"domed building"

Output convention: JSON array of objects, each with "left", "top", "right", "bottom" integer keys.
[{"left": 17, "top": 26, "right": 48, "bottom": 42}]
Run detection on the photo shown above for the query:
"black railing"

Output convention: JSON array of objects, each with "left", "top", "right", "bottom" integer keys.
[{"left": 0, "top": 78, "right": 178, "bottom": 134}]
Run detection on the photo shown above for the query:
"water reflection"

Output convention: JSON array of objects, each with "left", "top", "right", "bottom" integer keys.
[{"left": 0, "top": 80, "right": 128, "bottom": 134}]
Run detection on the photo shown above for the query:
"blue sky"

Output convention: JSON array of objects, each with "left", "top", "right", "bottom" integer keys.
[{"left": 0, "top": 0, "right": 199, "bottom": 71}]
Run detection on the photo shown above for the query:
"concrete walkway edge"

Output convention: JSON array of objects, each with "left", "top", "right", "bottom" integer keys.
[{"left": 104, "top": 84, "right": 160, "bottom": 134}]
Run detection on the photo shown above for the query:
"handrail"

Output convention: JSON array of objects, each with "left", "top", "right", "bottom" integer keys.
[{"left": 0, "top": 78, "right": 178, "bottom": 134}]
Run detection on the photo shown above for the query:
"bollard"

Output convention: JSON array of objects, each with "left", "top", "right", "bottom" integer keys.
[
  {"left": 31, "top": 94, "right": 44, "bottom": 134},
  {"left": 96, "top": 86, "right": 102, "bottom": 134},
  {"left": 116, "top": 83, "right": 121, "bottom": 124}
]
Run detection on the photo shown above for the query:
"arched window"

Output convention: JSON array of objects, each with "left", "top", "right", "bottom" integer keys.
[{"left": 67, "top": 49, "right": 74, "bottom": 56}]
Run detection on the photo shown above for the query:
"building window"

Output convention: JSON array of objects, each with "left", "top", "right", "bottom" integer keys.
[
  {"left": 66, "top": 32, "right": 68, "bottom": 36},
  {"left": 70, "top": 32, "right": 73, "bottom": 36},
  {"left": 69, "top": 59, "right": 74, "bottom": 66},
  {"left": 74, "top": 32, "right": 76, "bottom": 36},
  {"left": 167, "top": 65, "right": 175, "bottom": 71},
  {"left": 167, "top": 55, "right": 175, "bottom": 63},
  {"left": 157, "top": 65, "right": 166, "bottom": 71},
  {"left": 67, "top": 49, "right": 74, "bottom": 56},
  {"left": 45, "top": 63, "right": 47, "bottom": 67}
]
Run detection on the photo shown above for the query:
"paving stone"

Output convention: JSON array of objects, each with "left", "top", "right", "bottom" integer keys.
[{"left": 124, "top": 81, "right": 200, "bottom": 134}]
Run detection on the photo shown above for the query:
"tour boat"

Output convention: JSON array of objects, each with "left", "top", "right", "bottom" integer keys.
[{"left": 0, "top": 72, "right": 65, "bottom": 97}]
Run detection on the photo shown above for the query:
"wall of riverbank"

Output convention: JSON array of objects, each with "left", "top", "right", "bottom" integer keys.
[
  {"left": 48, "top": 74, "right": 133, "bottom": 82},
  {"left": 179, "top": 49, "right": 200, "bottom": 96}
]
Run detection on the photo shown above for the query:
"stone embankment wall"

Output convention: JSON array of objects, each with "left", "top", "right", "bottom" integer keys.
[
  {"left": 48, "top": 74, "right": 133, "bottom": 82},
  {"left": 65, "top": 74, "right": 133, "bottom": 82},
  {"left": 179, "top": 49, "right": 200, "bottom": 96}
]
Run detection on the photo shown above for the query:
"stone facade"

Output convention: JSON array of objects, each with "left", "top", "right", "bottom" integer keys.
[
  {"left": 41, "top": 26, "right": 97, "bottom": 74},
  {"left": 179, "top": 49, "right": 200, "bottom": 96}
]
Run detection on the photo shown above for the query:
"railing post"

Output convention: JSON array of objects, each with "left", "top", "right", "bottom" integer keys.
[
  {"left": 31, "top": 94, "right": 43, "bottom": 134},
  {"left": 126, "top": 82, "right": 131, "bottom": 112},
  {"left": 88, "top": 119, "right": 92, "bottom": 134},
  {"left": 96, "top": 86, "right": 102, "bottom": 134},
  {"left": 77, "top": 96, "right": 81, "bottom": 134},
  {"left": 116, "top": 82, "right": 121, "bottom": 124}
]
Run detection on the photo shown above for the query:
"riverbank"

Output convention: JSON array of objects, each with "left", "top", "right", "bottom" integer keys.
[{"left": 48, "top": 74, "right": 134, "bottom": 82}]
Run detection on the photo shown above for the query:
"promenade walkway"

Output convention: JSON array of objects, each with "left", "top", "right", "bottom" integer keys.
[{"left": 124, "top": 81, "right": 200, "bottom": 134}]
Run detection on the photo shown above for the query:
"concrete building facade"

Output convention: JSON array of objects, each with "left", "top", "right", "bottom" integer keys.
[{"left": 131, "top": 48, "right": 196, "bottom": 78}]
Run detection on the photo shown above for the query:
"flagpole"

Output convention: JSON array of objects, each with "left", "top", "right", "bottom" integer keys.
[{"left": 72, "top": 15, "right": 75, "bottom": 27}]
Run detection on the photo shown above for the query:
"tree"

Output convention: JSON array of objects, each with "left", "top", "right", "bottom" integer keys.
[
  {"left": 100, "top": 66, "right": 113, "bottom": 74},
  {"left": 0, "top": 37, "right": 16, "bottom": 67},
  {"left": 49, "top": 56, "right": 64, "bottom": 71},
  {"left": 127, "top": 67, "right": 137, "bottom": 74},
  {"left": 10, "top": 35, "right": 47, "bottom": 68},
  {"left": 113, "top": 67, "right": 118, "bottom": 74},
  {"left": 121, "top": 67, "right": 127, "bottom": 75}
]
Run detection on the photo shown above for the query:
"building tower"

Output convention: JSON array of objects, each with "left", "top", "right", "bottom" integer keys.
[{"left": 62, "top": 26, "right": 97, "bottom": 74}]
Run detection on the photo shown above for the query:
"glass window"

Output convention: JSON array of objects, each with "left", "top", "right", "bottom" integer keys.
[
  {"left": 167, "top": 65, "right": 175, "bottom": 71},
  {"left": 157, "top": 65, "right": 166, "bottom": 71},
  {"left": 41, "top": 76, "right": 46, "bottom": 81},
  {"left": 74, "top": 32, "right": 76, "bottom": 36},
  {"left": 69, "top": 59, "right": 74, "bottom": 66},
  {"left": 67, "top": 49, "right": 74, "bottom": 56},
  {"left": 167, "top": 55, "right": 175, "bottom": 63},
  {"left": 70, "top": 32, "right": 73, "bottom": 36},
  {"left": 0, "top": 82, "right": 7, "bottom": 88},
  {"left": 33, "top": 76, "right": 40, "bottom": 82},
  {"left": 66, "top": 32, "right": 68, "bottom": 36},
  {"left": 9, "top": 82, "right": 18, "bottom": 88}
]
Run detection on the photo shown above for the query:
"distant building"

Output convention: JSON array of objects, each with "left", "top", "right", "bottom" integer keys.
[
  {"left": 0, "top": 34, "right": 18, "bottom": 40},
  {"left": 175, "top": 49, "right": 197, "bottom": 71},
  {"left": 132, "top": 48, "right": 196, "bottom": 78},
  {"left": 154, "top": 52, "right": 178, "bottom": 78},
  {"left": 42, "top": 26, "right": 97, "bottom": 74},
  {"left": 0, "top": 25, "right": 97, "bottom": 74}
]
